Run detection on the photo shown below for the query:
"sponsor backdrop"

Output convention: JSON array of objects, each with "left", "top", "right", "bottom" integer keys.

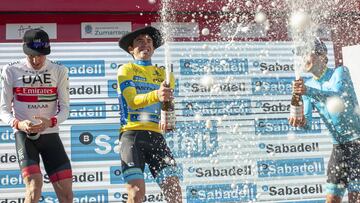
[
  {"left": 0, "top": 41, "right": 337, "bottom": 202},
  {"left": 343, "top": 44, "right": 360, "bottom": 103}
]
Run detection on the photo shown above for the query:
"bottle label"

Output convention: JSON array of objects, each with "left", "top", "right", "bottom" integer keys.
[
  {"left": 290, "top": 104, "right": 304, "bottom": 118},
  {"left": 161, "top": 110, "right": 176, "bottom": 131}
]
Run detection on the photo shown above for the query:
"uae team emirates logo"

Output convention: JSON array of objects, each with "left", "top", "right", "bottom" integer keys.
[{"left": 13, "top": 87, "right": 57, "bottom": 102}]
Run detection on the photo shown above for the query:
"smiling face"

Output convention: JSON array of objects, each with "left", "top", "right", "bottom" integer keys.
[
  {"left": 27, "top": 55, "right": 46, "bottom": 70},
  {"left": 128, "top": 34, "right": 155, "bottom": 60}
]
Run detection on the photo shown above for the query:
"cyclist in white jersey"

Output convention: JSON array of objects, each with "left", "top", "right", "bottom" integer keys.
[{"left": 0, "top": 29, "right": 72, "bottom": 203}]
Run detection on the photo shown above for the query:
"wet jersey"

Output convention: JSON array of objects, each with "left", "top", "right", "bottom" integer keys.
[
  {"left": 117, "top": 60, "right": 175, "bottom": 133},
  {"left": 303, "top": 66, "right": 360, "bottom": 144},
  {"left": 0, "top": 58, "right": 70, "bottom": 134}
]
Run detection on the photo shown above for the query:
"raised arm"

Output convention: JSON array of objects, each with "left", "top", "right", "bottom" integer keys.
[{"left": 305, "top": 67, "right": 350, "bottom": 102}]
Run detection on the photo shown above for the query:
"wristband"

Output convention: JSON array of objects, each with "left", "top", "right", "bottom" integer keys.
[{"left": 50, "top": 117, "right": 57, "bottom": 128}]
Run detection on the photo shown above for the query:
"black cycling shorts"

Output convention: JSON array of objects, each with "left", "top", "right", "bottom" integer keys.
[
  {"left": 15, "top": 131, "right": 72, "bottom": 182},
  {"left": 327, "top": 139, "right": 360, "bottom": 193},
  {"left": 119, "top": 130, "right": 179, "bottom": 184}
]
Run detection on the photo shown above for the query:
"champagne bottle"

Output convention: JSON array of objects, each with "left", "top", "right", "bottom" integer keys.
[
  {"left": 160, "top": 65, "right": 176, "bottom": 132},
  {"left": 161, "top": 97, "right": 175, "bottom": 132},
  {"left": 290, "top": 80, "right": 304, "bottom": 119}
]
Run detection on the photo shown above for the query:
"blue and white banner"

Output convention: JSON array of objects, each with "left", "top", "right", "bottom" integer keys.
[{"left": 0, "top": 41, "right": 336, "bottom": 202}]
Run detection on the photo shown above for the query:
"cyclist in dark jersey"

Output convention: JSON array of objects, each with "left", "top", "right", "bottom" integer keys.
[
  {"left": 289, "top": 38, "right": 360, "bottom": 203},
  {"left": 0, "top": 29, "right": 72, "bottom": 202},
  {"left": 117, "top": 26, "right": 182, "bottom": 203}
]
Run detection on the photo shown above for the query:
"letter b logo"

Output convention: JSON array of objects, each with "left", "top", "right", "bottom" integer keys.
[{"left": 79, "top": 132, "right": 93, "bottom": 145}]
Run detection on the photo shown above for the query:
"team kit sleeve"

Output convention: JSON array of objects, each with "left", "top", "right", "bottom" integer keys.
[
  {"left": 0, "top": 65, "right": 16, "bottom": 126},
  {"left": 305, "top": 67, "right": 349, "bottom": 102},
  {"left": 54, "top": 66, "right": 70, "bottom": 124},
  {"left": 117, "top": 64, "right": 159, "bottom": 110}
]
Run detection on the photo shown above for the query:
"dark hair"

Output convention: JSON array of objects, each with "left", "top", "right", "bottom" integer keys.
[
  {"left": 314, "top": 38, "right": 327, "bottom": 55},
  {"left": 129, "top": 33, "right": 154, "bottom": 48},
  {"left": 292, "top": 37, "right": 327, "bottom": 56}
]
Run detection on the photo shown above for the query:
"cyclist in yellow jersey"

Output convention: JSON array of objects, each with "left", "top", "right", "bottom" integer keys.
[
  {"left": 117, "top": 61, "right": 174, "bottom": 133},
  {"left": 117, "top": 26, "right": 182, "bottom": 203}
]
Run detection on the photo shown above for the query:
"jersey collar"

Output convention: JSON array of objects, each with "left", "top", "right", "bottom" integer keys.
[
  {"left": 134, "top": 60, "right": 152, "bottom": 66},
  {"left": 314, "top": 66, "right": 329, "bottom": 81},
  {"left": 24, "top": 58, "right": 49, "bottom": 71}
]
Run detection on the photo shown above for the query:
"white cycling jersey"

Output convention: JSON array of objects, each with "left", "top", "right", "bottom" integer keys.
[{"left": 0, "top": 58, "right": 69, "bottom": 134}]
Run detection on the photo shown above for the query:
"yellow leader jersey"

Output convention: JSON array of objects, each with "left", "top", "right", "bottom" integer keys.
[{"left": 117, "top": 60, "right": 175, "bottom": 133}]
